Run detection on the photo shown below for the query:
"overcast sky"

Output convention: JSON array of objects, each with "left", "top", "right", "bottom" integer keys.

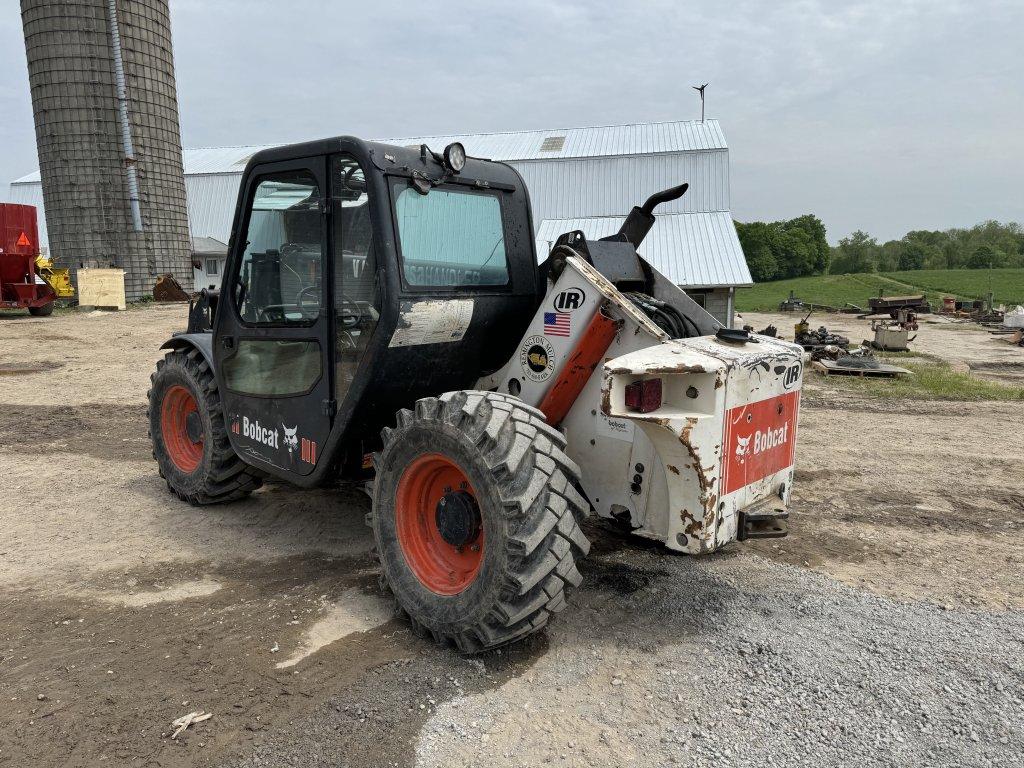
[{"left": 1, "top": 0, "right": 1022, "bottom": 243}]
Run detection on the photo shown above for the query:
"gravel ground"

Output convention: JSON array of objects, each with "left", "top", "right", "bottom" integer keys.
[
  {"left": 1, "top": 306, "right": 1021, "bottom": 768},
  {"left": 415, "top": 545, "right": 1024, "bottom": 768}
]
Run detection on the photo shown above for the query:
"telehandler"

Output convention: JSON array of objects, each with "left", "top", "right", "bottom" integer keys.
[{"left": 149, "top": 137, "right": 803, "bottom": 652}]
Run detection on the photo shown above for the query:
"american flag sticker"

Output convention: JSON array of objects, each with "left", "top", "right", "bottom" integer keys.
[{"left": 543, "top": 312, "right": 570, "bottom": 337}]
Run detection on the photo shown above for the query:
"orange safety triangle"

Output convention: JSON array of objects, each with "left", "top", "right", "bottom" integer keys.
[{"left": 16, "top": 231, "right": 32, "bottom": 247}]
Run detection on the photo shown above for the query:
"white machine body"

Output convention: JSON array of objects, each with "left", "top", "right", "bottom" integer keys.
[{"left": 480, "top": 255, "right": 804, "bottom": 553}]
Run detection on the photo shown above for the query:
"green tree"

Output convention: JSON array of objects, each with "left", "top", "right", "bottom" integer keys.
[
  {"left": 897, "top": 240, "right": 929, "bottom": 270},
  {"left": 783, "top": 214, "right": 830, "bottom": 274},
  {"left": 831, "top": 230, "right": 878, "bottom": 274},
  {"left": 735, "top": 221, "right": 781, "bottom": 282},
  {"left": 736, "top": 214, "right": 830, "bottom": 281},
  {"left": 965, "top": 244, "right": 1003, "bottom": 269},
  {"left": 877, "top": 240, "right": 903, "bottom": 272}
]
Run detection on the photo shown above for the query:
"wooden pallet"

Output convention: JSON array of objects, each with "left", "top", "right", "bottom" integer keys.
[{"left": 812, "top": 359, "right": 911, "bottom": 378}]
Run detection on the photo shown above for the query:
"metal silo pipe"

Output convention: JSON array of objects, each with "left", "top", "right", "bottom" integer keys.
[{"left": 106, "top": 0, "right": 143, "bottom": 232}]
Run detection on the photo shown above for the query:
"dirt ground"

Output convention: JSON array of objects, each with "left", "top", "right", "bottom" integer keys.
[
  {"left": 1, "top": 304, "right": 1021, "bottom": 767},
  {"left": 738, "top": 310, "right": 1024, "bottom": 610}
]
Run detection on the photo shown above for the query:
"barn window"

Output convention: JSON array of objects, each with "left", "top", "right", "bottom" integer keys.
[{"left": 539, "top": 135, "right": 566, "bottom": 152}]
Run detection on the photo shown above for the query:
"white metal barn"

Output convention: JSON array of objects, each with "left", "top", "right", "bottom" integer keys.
[{"left": 8, "top": 119, "right": 751, "bottom": 324}]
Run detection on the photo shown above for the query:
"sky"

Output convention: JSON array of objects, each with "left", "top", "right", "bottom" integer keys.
[{"left": 1, "top": 0, "right": 1022, "bottom": 243}]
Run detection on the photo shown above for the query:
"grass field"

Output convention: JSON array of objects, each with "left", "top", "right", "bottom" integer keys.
[
  {"left": 824, "top": 357, "right": 1024, "bottom": 401},
  {"left": 735, "top": 268, "right": 1024, "bottom": 312}
]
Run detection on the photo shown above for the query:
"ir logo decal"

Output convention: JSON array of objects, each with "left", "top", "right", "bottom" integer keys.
[
  {"left": 520, "top": 335, "right": 556, "bottom": 383},
  {"left": 552, "top": 287, "right": 585, "bottom": 313},
  {"left": 782, "top": 361, "right": 802, "bottom": 390}
]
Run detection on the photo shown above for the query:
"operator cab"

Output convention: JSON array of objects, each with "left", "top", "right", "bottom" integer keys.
[{"left": 210, "top": 137, "right": 539, "bottom": 483}]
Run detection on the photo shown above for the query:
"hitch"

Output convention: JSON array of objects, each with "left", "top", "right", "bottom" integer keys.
[{"left": 737, "top": 504, "right": 789, "bottom": 541}]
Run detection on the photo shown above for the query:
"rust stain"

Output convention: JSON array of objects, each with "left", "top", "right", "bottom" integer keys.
[
  {"left": 679, "top": 508, "right": 702, "bottom": 537},
  {"left": 667, "top": 464, "right": 680, "bottom": 475},
  {"left": 605, "top": 363, "right": 708, "bottom": 375},
  {"left": 646, "top": 363, "right": 709, "bottom": 375},
  {"left": 678, "top": 420, "right": 721, "bottom": 535},
  {"left": 679, "top": 423, "right": 712, "bottom": 497}
]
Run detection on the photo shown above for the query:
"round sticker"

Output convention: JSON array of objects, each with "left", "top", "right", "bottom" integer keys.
[
  {"left": 520, "top": 335, "right": 555, "bottom": 382},
  {"left": 553, "top": 287, "right": 586, "bottom": 314}
]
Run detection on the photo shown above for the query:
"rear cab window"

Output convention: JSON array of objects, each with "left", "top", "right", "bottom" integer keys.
[{"left": 391, "top": 182, "right": 509, "bottom": 289}]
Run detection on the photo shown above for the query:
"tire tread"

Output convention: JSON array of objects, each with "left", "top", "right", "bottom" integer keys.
[{"left": 371, "top": 390, "right": 589, "bottom": 653}]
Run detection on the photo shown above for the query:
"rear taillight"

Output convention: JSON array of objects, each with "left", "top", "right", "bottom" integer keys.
[{"left": 624, "top": 378, "right": 662, "bottom": 413}]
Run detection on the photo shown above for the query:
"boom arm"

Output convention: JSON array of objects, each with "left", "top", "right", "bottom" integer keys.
[{"left": 479, "top": 252, "right": 804, "bottom": 555}]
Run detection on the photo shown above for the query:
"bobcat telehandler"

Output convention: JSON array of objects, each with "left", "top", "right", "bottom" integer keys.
[{"left": 149, "top": 137, "right": 804, "bottom": 653}]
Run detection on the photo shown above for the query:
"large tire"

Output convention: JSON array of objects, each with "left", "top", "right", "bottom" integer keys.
[
  {"left": 147, "top": 348, "right": 262, "bottom": 505},
  {"left": 371, "top": 390, "right": 590, "bottom": 653},
  {"left": 29, "top": 302, "right": 54, "bottom": 317}
]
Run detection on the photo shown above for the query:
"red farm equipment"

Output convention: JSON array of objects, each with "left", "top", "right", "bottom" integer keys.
[{"left": 0, "top": 203, "right": 72, "bottom": 316}]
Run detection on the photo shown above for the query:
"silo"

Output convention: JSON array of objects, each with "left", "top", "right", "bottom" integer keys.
[{"left": 21, "top": 0, "right": 193, "bottom": 300}]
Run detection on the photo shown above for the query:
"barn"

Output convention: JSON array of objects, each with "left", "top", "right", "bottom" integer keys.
[{"left": 8, "top": 119, "right": 751, "bottom": 325}]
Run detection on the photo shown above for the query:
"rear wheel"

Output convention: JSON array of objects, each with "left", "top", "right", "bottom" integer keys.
[
  {"left": 29, "top": 302, "right": 54, "bottom": 317},
  {"left": 148, "top": 348, "right": 262, "bottom": 505},
  {"left": 371, "top": 391, "right": 590, "bottom": 653}
]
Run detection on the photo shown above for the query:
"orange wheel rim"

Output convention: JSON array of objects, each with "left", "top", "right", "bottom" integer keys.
[
  {"left": 395, "top": 453, "right": 484, "bottom": 595},
  {"left": 160, "top": 385, "right": 204, "bottom": 473}
]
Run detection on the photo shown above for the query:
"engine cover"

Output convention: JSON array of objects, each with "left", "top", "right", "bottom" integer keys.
[{"left": 600, "top": 334, "right": 804, "bottom": 553}]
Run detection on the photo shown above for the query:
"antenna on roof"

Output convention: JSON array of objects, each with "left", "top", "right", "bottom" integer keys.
[{"left": 692, "top": 83, "right": 708, "bottom": 122}]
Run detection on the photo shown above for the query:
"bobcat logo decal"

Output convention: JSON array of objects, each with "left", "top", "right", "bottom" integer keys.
[
  {"left": 282, "top": 424, "right": 299, "bottom": 465},
  {"left": 735, "top": 435, "right": 751, "bottom": 464}
]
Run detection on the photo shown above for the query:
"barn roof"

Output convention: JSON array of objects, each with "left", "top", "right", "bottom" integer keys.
[
  {"left": 379, "top": 119, "right": 727, "bottom": 161},
  {"left": 535, "top": 212, "right": 752, "bottom": 288},
  {"left": 9, "top": 120, "right": 727, "bottom": 184}
]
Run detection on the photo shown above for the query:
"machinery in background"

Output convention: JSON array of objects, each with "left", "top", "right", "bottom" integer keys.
[
  {"left": 868, "top": 308, "right": 918, "bottom": 352},
  {"left": 865, "top": 294, "right": 930, "bottom": 317},
  {"left": 36, "top": 253, "right": 74, "bottom": 300},
  {"left": 0, "top": 203, "right": 73, "bottom": 316}
]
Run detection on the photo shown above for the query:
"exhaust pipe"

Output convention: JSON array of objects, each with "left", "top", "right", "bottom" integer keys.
[{"left": 616, "top": 183, "right": 688, "bottom": 249}]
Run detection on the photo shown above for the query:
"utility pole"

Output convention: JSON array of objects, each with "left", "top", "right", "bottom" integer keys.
[{"left": 692, "top": 83, "right": 708, "bottom": 122}]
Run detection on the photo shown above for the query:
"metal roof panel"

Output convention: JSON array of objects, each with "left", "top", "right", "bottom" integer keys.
[
  {"left": 535, "top": 212, "right": 752, "bottom": 288},
  {"left": 9, "top": 120, "right": 727, "bottom": 183}
]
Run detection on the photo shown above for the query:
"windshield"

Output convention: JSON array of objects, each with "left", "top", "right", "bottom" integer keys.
[{"left": 392, "top": 183, "right": 509, "bottom": 288}]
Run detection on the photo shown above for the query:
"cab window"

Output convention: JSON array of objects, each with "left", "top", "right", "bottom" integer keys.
[
  {"left": 223, "top": 168, "right": 324, "bottom": 397},
  {"left": 332, "top": 155, "right": 379, "bottom": 395},
  {"left": 392, "top": 183, "right": 509, "bottom": 288},
  {"left": 235, "top": 171, "right": 322, "bottom": 325}
]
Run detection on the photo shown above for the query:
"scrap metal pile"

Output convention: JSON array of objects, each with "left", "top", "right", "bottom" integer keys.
[
  {"left": 789, "top": 312, "right": 909, "bottom": 378},
  {"left": 794, "top": 312, "right": 851, "bottom": 361}
]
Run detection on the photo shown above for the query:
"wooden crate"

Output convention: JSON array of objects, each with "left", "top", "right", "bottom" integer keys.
[{"left": 77, "top": 268, "right": 126, "bottom": 310}]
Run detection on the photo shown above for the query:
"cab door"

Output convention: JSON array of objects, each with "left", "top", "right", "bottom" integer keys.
[{"left": 214, "top": 157, "right": 334, "bottom": 477}]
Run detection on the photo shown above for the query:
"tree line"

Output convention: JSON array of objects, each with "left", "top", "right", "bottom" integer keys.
[{"left": 735, "top": 217, "right": 1024, "bottom": 281}]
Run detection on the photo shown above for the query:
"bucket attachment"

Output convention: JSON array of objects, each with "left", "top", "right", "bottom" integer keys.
[{"left": 153, "top": 274, "right": 190, "bottom": 302}]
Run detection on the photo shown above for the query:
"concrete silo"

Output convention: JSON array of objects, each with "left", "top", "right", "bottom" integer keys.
[{"left": 21, "top": 0, "right": 193, "bottom": 299}]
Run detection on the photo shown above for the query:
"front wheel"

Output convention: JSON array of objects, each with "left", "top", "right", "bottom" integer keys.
[
  {"left": 371, "top": 391, "right": 590, "bottom": 654},
  {"left": 28, "top": 302, "right": 54, "bottom": 317},
  {"left": 148, "top": 348, "right": 262, "bottom": 505}
]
